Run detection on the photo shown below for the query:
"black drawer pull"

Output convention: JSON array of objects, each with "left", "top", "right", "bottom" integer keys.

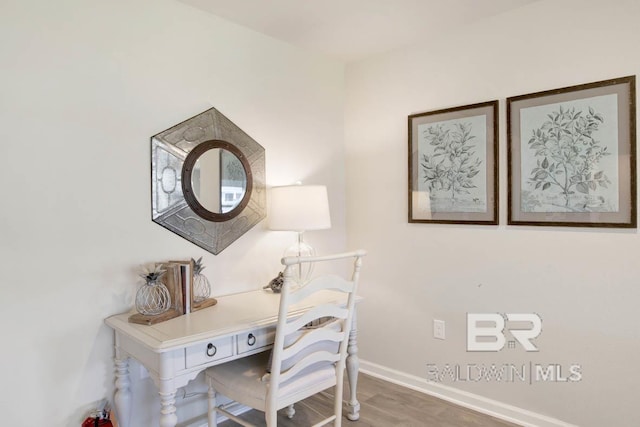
[
  {"left": 247, "top": 333, "right": 256, "bottom": 346},
  {"left": 206, "top": 343, "right": 217, "bottom": 357}
]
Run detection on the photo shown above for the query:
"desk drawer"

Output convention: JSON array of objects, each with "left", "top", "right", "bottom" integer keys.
[
  {"left": 185, "top": 337, "right": 233, "bottom": 368},
  {"left": 237, "top": 328, "right": 276, "bottom": 354}
]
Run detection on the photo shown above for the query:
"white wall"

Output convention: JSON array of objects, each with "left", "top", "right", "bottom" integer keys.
[
  {"left": 6, "top": 0, "right": 640, "bottom": 425},
  {"left": 0, "top": 1, "right": 345, "bottom": 425},
  {"left": 345, "top": 1, "right": 640, "bottom": 426}
]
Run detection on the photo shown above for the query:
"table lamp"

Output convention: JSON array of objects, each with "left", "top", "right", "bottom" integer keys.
[{"left": 268, "top": 184, "right": 331, "bottom": 283}]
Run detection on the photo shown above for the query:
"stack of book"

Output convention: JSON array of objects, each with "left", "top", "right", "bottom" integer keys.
[{"left": 128, "top": 259, "right": 217, "bottom": 325}]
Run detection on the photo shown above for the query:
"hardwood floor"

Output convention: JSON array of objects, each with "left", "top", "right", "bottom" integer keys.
[{"left": 219, "top": 373, "right": 520, "bottom": 426}]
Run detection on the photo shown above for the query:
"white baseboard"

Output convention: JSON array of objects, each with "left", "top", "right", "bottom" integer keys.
[{"left": 359, "top": 359, "right": 577, "bottom": 427}]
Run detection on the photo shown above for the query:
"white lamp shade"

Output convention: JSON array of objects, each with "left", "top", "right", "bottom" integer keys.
[{"left": 268, "top": 185, "right": 331, "bottom": 232}]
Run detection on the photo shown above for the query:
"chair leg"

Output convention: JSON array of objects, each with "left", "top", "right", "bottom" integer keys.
[
  {"left": 265, "top": 403, "right": 277, "bottom": 427},
  {"left": 285, "top": 404, "right": 295, "bottom": 419},
  {"left": 334, "top": 375, "right": 344, "bottom": 427},
  {"left": 207, "top": 383, "right": 217, "bottom": 427}
]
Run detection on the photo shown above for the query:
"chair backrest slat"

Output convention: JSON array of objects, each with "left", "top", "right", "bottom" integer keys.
[
  {"left": 283, "top": 304, "right": 348, "bottom": 336},
  {"left": 278, "top": 350, "right": 341, "bottom": 384},
  {"left": 287, "top": 275, "right": 354, "bottom": 305},
  {"left": 281, "top": 323, "right": 345, "bottom": 361}
]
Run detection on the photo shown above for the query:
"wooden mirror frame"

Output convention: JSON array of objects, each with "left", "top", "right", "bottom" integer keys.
[{"left": 182, "top": 140, "right": 253, "bottom": 222}]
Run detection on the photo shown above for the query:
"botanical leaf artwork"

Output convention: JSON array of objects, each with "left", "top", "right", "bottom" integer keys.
[
  {"left": 520, "top": 94, "right": 619, "bottom": 213},
  {"left": 418, "top": 115, "right": 487, "bottom": 213}
]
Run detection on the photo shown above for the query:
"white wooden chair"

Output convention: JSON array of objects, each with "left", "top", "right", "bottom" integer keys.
[{"left": 205, "top": 250, "right": 366, "bottom": 427}]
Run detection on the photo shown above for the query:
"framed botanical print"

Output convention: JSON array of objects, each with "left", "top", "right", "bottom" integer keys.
[
  {"left": 408, "top": 100, "right": 498, "bottom": 225},
  {"left": 507, "top": 76, "right": 636, "bottom": 227}
]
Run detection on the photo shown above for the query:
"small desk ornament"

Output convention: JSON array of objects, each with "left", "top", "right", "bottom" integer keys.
[
  {"left": 192, "top": 256, "right": 211, "bottom": 303},
  {"left": 263, "top": 272, "right": 284, "bottom": 293},
  {"left": 135, "top": 264, "right": 170, "bottom": 315},
  {"left": 129, "top": 263, "right": 181, "bottom": 325},
  {"left": 129, "top": 258, "right": 216, "bottom": 325}
]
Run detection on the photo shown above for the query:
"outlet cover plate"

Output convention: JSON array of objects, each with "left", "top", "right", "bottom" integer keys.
[{"left": 433, "top": 319, "right": 445, "bottom": 340}]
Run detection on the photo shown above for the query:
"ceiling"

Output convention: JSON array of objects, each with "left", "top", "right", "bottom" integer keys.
[{"left": 178, "top": 0, "right": 538, "bottom": 62}]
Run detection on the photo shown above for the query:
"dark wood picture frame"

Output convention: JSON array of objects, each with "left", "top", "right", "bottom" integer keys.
[
  {"left": 507, "top": 76, "right": 636, "bottom": 228},
  {"left": 409, "top": 100, "right": 499, "bottom": 225}
]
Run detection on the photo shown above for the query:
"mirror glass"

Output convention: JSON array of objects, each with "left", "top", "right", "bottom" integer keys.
[{"left": 191, "top": 148, "right": 248, "bottom": 214}]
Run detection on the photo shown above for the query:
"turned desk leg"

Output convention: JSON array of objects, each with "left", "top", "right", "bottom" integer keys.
[
  {"left": 346, "top": 312, "right": 360, "bottom": 421},
  {"left": 114, "top": 356, "right": 132, "bottom": 427},
  {"left": 159, "top": 381, "right": 178, "bottom": 427}
]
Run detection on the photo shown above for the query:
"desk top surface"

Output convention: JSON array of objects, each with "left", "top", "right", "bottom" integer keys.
[{"left": 105, "top": 289, "right": 351, "bottom": 352}]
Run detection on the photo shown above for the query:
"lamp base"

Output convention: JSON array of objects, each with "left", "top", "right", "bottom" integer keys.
[{"left": 283, "top": 234, "right": 316, "bottom": 284}]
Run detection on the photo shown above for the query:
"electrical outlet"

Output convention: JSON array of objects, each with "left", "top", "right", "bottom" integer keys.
[{"left": 433, "top": 319, "right": 446, "bottom": 340}]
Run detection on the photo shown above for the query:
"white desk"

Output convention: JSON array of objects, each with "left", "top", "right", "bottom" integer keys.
[{"left": 105, "top": 289, "right": 361, "bottom": 427}]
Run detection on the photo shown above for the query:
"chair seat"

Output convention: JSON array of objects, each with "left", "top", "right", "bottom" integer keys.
[{"left": 206, "top": 351, "right": 337, "bottom": 412}]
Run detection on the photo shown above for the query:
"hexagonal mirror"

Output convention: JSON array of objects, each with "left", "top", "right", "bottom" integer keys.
[{"left": 151, "top": 107, "right": 266, "bottom": 254}]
